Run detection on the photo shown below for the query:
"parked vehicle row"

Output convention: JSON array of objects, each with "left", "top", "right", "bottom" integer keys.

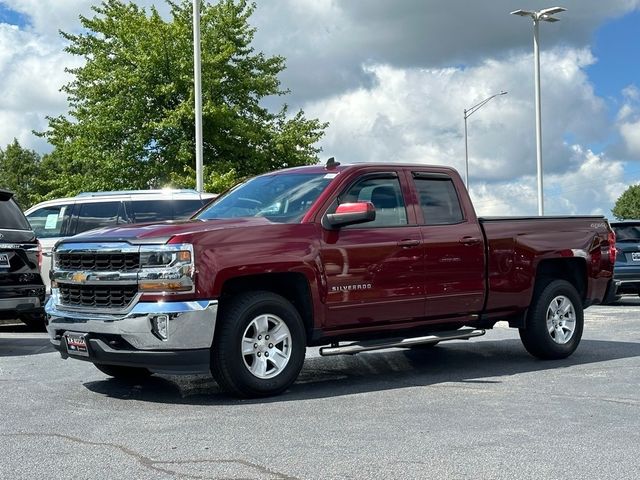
[{"left": 1, "top": 189, "right": 215, "bottom": 328}]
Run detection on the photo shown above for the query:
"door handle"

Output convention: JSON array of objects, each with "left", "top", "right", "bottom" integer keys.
[
  {"left": 398, "top": 239, "right": 420, "bottom": 248},
  {"left": 459, "top": 236, "right": 482, "bottom": 246}
]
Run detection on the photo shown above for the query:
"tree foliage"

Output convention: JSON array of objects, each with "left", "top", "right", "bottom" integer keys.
[
  {"left": 0, "top": 139, "right": 42, "bottom": 209},
  {"left": 41, "top": 0, "right": 327, "bottom": 194},
  {"left": 612, "top": 184, "right": 640, "bottom": 220}
]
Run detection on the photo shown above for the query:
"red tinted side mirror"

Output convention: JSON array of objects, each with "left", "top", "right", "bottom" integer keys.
[{"left": 325, "top": 202, "right": 375, "bottom": 228}]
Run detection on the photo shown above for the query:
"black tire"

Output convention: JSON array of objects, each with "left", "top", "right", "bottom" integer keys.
[
  {"left": 20, "top": 311, "right": 46, "bottom": 331},
  {"left": 211, "top": 291, "right": 306, "bottom": 398},
  {"left": 519, "top": 279, "right": 584, "bottom": 360},
  {"left": 94, "top": 363, "right": 152, "bottom": 380}
]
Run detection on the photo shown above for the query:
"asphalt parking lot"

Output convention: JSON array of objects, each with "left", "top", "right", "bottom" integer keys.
[{"left": 1, "top": 298, "right": 639, "bottom": 480}]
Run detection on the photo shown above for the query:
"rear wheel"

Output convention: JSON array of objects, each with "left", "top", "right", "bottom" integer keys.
[
  {"left": 519, "top": 279, "right": 583, "bottom": 360},
  {"left": 211, "top": 291, "right": 306, "bottom": 398},
  {"left": 94, "top": 364, "right": 152, "bottom": 380}
]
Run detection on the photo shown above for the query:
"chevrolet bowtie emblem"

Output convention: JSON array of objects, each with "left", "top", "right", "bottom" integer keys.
[{"left": 72, "top": 272, "right": 88, "bottom": 283}]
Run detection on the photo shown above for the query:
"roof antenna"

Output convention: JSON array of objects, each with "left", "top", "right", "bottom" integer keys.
[{"left": 325, "top": 157, "right": 340, "bottom": 169}]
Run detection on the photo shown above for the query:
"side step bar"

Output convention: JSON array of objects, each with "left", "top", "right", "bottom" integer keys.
[{"left": 319, "top": 328, "right": 486, "bottom": 357}]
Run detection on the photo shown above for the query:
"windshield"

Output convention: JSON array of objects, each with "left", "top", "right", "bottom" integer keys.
[{"left": 197, "top": 172, "right": 334, "bottom": 223}]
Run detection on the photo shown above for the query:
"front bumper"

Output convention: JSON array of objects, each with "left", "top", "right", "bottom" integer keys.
[{"left": 46, "top": 292, "right": 218, "bottom": 374}]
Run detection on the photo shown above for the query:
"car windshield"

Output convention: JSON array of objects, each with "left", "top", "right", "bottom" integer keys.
[
  {"left": 197, "top": 172, "right": 334, "bottom": 223},
  {"left": 613, "top": 224, "right": 640, "bottom": 242}
]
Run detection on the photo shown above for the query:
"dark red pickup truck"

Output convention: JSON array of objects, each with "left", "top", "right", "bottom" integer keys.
[{"left": 46, "top": 162, "right": 616, "bottom": 397}]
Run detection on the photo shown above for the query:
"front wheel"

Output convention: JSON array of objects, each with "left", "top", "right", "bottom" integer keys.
[
  {"left": 519, "top": 279, "right": 584, "bottom": 360},
  {"left": 211, "top": 291, "right": 306, "bottom": 398}
]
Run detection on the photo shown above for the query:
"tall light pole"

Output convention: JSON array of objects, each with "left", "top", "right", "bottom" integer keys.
[
  {"left": 193, "top": 0, "right": 204, "bottom": 192},
  {"left": 511, "top": 7, "right": 566, "bottom": 216},
  {"left": 464, "top": 91, "right": 507, "bottom": 189}
]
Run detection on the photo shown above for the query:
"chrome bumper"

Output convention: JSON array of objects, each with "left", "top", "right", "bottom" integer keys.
[{"left": 45, "top": 289, "right": 218, "bottom": 351}]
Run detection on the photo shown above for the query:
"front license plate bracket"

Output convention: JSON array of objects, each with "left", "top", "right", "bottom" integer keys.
[{"left": 64, "top": 332, "right": 90, "bottom": 357}]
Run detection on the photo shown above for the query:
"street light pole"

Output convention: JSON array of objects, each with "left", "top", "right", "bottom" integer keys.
[
  {"left": 533, "top": 17, "right": 543, "bottom": 216},
  {"left": 193, "top": 0, "right": 204, "bottom": 193},
  {"left": 463, "top": 91, "right": 507, "bottom": 189},
  {"left": 511, "top": 6, "right": 566, "bottom": 216}
]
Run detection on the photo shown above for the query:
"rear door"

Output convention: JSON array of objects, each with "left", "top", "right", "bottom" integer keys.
[
  {"left": 319, "top": 170, "right": 424, "bottom": 328},
  {"left": 410, "top": 172, "right": 485, "bottom": 321}
]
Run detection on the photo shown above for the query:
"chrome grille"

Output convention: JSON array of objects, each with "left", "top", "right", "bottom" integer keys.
[
  {"left": 57, "top": 252, "right": 140, "bottom": 271},
  {"left": 59, "top": 284, "right": 138, "bottom": 309}
]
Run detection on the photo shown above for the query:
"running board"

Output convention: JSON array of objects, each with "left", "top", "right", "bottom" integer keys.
[{"left": 319, "top": 328, "right": 486, "bottom": 356}]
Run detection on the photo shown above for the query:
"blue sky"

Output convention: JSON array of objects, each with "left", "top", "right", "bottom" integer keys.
[
  {"left": 0, "top": 1, "right": 639, "bottom": 216},
  {"left": 587, "top": 10, "right": 640, "bottom": 104}
]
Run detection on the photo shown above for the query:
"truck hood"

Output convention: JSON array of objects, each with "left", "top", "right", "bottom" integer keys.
[{"left": 64, "top": 217, "right": 274, "bottom": 245}]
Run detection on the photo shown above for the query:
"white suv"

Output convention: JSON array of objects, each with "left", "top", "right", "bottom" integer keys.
[{"left": 25, "top": 189, "right": 216, "bottom": 294}]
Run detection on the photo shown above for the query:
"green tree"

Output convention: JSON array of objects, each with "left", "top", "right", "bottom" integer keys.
[
  {"left": 41, "top": 0, "right": 327, "bottom": 195},
  {"left": 612, "top": 184, "right": 640, "bottom": 220},
  {"left": 0, "top": 139, "right": 42, "bottom": 208}
]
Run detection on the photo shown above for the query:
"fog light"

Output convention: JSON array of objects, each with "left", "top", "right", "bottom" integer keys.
[{"left": 152, "top": 315, "right": 169, "bottom": 341}]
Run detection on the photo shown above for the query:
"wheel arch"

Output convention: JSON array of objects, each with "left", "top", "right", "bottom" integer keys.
[
  {"left": 218, "top": 272, "right": 314, "bottom": 344},
  {"left": 534, "top": 258, "right": 587, "bottom": 303}
]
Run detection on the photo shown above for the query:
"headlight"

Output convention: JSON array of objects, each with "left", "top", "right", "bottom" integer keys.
[
  {"left": 140, "top": 250, "right": 191, "bottom": 267},
  {"left": 138, "top": 244, "right": 195, "bottom": 294}
]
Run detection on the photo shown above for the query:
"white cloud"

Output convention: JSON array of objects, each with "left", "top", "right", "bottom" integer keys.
[
  {"left": 303, "top": 47, "right": 625, "bottom": 215},
  {"left": 616, "top": 85, "right": 640, "bottom": 157},
  {"left": 0, "top": 23, "right": 81, "bottom": 150}
]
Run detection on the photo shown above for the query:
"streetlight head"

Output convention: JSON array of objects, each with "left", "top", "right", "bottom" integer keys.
[
  {"left": 510, "top": 9, "right": 534, "bottom": 17},
  {"left": 539, "top": 6, "right": 567, "bottom": 16},
  {"left": 541, "top": 15, "right": 560, "bottom": 22},
  {"left": 499, "top": 91, "right": 508, "bottom": 95}
]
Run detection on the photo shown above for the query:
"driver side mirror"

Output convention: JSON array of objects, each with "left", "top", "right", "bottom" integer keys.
[{"left": 325, "top": 202, "right": 375, "bottom": 228}]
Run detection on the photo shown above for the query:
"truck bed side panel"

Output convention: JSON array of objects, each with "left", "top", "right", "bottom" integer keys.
[{"left": 480, "top": 217, "right": 613, "bottom": 317}]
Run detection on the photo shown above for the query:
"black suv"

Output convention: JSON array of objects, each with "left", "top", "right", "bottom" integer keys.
[
  {"left": 0, "top": 190, "right": 46, "bottom": 328},
  {"left": 605, "top": 221, "right": 640, "bottom": 303}
]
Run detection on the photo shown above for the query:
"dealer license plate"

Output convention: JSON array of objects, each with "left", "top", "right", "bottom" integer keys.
[
  {"left": 0, "top": 253, "right": 9, "bottom": 268},
  {"left": 64, "top": 332, "right": 89, "bottom": 357},
  {"left": 632, "top": 252, "right": 640, "bottom": 262}
]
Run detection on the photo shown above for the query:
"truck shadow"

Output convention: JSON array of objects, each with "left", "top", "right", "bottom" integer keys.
[{"left": 82, "top": 338, "right": 640, "bottom": 405}]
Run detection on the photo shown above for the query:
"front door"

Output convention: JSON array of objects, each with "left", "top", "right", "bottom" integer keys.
[{"left": 320, "top": 173, "right": 424, "bottom": 329}]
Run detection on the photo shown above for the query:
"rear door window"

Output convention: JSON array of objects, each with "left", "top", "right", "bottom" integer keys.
[
  {"left": 26, "top": 205, "right": 72, "bottom": 238},
  {"left": 76, "top": 201, "right": 122, "bottom": 233},
  {"left": 413, "top": 176, "right": 464, "bottom": 225},
  {"left": 0, "top": 197, "right": 30, "bottom": 230}
]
